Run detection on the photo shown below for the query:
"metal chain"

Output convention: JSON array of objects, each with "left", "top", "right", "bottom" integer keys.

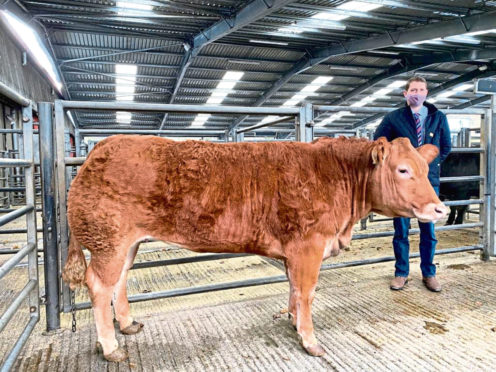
[{"left": 71, "top": 289, "right": 77, "bottom": 332}]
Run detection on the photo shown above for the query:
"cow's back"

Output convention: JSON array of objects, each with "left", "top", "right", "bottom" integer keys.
[{"left": 67, "top": 135, "right": 331, "bottom": 254}]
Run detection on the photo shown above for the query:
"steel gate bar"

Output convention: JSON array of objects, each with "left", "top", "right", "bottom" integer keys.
[
  {"left": 39, "top": 102, "right": 60, "bottom": 330},
  {"left": 0, "top": 103, "right": 39, "bottom": 372},
  {"left": 52, "top": 100, "right": 492, "bottom": 317}
]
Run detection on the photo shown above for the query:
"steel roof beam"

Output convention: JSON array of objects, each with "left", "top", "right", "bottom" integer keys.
[
  {"left": 228, "top": 10, "right": 496, "bottom": 131},
  {"left": 160, "top": 0, "right": 296, "bottom": 129},
  {"left": 453, "top": 95, "right": 491, "bottom": 109}
]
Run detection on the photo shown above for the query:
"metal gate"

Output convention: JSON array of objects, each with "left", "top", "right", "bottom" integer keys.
[
  {"left": 37, "top": 94, "right": 496, "bottom": 336},
  {"left": 0, "top": 83, "right": 39, "bottom": 372}
]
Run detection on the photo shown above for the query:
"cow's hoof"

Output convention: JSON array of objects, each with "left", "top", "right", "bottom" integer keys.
[
  {"left": 121, "top": 320, "right": 144, "bottom": 335},
  {"left": 304, "top": 343, "right": 326, "bottom": 357},
  {"left": 95, "top": 342, "right": 129, "bottom": 362}
]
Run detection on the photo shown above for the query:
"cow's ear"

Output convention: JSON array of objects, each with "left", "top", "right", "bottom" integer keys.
[
  {"left": 417, "top": 144, "right": 439, "bottom": 164},
  {"left": 371, "top": 137, "right": 390, "bottom": 165}
]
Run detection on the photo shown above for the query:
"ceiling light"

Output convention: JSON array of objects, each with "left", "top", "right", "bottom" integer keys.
[
  {"left": 227, "top": 59, "right": 261, "bottom": 65},
  {"left": 206, "top": 97, "right": 224, "bottom": 104},
  {"left": 453, "top": 83, "right": 473, "bottom": 91},
  {"left": 312, "top": 76, "right": 333, "bottom": 85},
  {"left": 312, "top": 12, "right": 348, "bottom": 22},
  {"left": 223, "top": 71, "right": 244, "bottom": 81},
  {"left": 278, "top": 26, "right": 304, "bottom": 34},
  {"left": 387, "top": 80, "right": 406, "bottom": 89},
  {"left": 338, "top": 1, "right": 382, "bottom": 12},
  {"left": 116, "top": 1, "right": 153, "bottom": 14},
  {"left": 329, "top": 65, "right": 357, "bottom": 71},
  {"left": 116, "top": 111, "right": 132, "bottom": 123},
  {"left": 373, "top": 88, "right": 393, "bottom": 96},
  {"left": 443, "top": 35, "right": 481, "bottom": 45},
  {"left": 116, "top": 64, "right": 138, "bottom": 75},
  {"left": 249, "top": 39, "right": 289, "bottom": 46},
  {"left": 1, "top": 10, "right": 63, "bottom": 92}
]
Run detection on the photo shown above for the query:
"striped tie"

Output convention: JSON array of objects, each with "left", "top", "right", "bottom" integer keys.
[{"left": 414, "top": 112, "right": 422, "bottom": 145}]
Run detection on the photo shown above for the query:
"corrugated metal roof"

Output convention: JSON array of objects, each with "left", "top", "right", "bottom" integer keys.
[{"left": 13, "top": 0, "right": 496, "bottom": 137}]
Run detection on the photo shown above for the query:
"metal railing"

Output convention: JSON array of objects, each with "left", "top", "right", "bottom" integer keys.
[
  {"left": 44, "top": 100, "right": 495, "bottom": 331},
  {"left": 0, "top": 103, "right": 39, "bottom": 372}
]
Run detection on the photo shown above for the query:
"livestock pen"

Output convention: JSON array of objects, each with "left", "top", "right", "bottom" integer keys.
[{"left": 2, "top": 96, "right": 495, "bottom": 371}]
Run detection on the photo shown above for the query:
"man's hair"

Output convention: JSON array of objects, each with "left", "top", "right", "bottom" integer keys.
[{"left": 405, "top": 76, "right": 427, "bottom": 91}]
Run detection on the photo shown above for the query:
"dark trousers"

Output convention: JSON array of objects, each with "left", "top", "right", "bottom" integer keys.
[{"left": 392, "top": 186, "right": 439, "bottom": 278}]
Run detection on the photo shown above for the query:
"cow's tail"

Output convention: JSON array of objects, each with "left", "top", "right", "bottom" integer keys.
[{"left": 62, "top": 233, "right": 87, "bottom": 290}]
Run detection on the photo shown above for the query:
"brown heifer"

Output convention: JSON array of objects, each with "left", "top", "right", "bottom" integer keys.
[{"left": 62, "top": 135, "right": 448, "bottom": 361}]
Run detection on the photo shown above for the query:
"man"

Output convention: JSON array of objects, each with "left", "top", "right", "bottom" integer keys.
[{"left": 374, "top": 76, "right": 451, "bottom": 292}]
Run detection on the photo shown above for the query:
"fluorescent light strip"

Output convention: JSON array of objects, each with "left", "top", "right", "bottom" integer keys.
[
  {"left": 116, "top": 1, "right": 153, "bottom": 14},
  {"left": 317, "top": 111, "right": 353, "bottom": 126},
  {"left": 1, "top": 11, "right": 63, "bottom": 92},
  {"left": 191, "top": 71, "right": 244, "bottom": 127},
  {"left": 249, "top": 39, "right": 288, "bottom": 46}
]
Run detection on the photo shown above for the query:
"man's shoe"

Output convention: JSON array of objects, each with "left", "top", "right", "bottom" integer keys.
[
  {"left": 390, "top": 276, "right": 408, "bottom": 291},
  {"left": 423, "top": 276, "right": 442, "bottom": 292}
]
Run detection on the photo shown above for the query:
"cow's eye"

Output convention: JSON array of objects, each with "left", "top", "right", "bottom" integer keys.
[{"left": 399, "top": 169, "right": 408, "bottom": 174}]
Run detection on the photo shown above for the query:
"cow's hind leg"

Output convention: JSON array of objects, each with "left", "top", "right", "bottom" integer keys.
[
  {"left": 113, "top": 241, "right": 143, "bottom": 335},
  {"left": 285, "top": 242, "right": 325, "bottom": 357},
  {"left": 86, "top": 253, "right": 128, "bottom": 362},
  {"left": 284, "top": 262, "right": 297, "bottom": 328}
]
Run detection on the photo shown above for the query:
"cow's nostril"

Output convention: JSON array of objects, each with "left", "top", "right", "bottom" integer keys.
[{"left": 435, "top": 207, "right": 444, "bottom": 214}]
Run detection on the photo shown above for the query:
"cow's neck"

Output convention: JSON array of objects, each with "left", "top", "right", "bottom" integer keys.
[{"left": 316, "top": 138, "right": 375, "bottom": 223}]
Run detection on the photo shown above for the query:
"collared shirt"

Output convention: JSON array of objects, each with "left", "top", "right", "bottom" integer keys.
[{"left": 411, "top": 105, "right": 428, "bottom": 144}]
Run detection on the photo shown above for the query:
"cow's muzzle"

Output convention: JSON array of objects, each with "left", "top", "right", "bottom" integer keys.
[{"left": 413, "top": 202, "right": 449, "bottom": 223}]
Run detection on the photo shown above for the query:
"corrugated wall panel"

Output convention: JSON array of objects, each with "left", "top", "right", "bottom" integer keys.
[{"left": 0, "top": 25, "right": 55, "bottom": 103}]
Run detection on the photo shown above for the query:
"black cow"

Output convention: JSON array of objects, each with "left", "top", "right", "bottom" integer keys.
[{"left": 440, "top": 152, "right": 480, "bottom": 225}]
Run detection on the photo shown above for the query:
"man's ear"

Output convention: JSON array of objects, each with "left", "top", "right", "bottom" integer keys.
[
  {"left": 417, "top": 144, "right": 439, "bottom": 164},
  {"left": 371, "top": 137, "right": 390, "bottom": 165}
]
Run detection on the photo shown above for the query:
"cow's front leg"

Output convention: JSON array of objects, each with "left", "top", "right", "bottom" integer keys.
[{"left": 285, "top": 244, "right": 325, "bottom": 357}]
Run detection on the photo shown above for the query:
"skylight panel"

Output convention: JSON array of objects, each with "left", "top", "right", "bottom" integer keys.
[
  {"left": 191, "top": 71, "right": 244, "bottom": 126},
  {"left": 338, "top": 1, "right": 382, "bottom": 12},
  {"left": 387, "top": 81, "right": 406, "bottom": 89},
  {"left": 312, "top": 12, "right": 349, "bottom": 22},
  {"left": 0, "top": 11, "right": 62, "bottom": 92},
  {"left": 115, "top": 63, "right": 137, "bottom": 101},
  {"left": 116, "top": 111, "right": 132, "bottom": 124},
  {"left": 116, "top": 1, "right": 153, "bottom": 14},
  {"left": 316, "top": 111, "right": 353, "bottom": 126},
  {"left": 453, "top": 84, "right": 473, "bottom": 91},
  {"left": 444, "top": 35, "right": 481, "bottom": 45},
  {"left": 373, "top": 88, "right": 394, "bottom": 97},
  {"left": 116, "top": 64, "right": 138, "bottom": 75}
]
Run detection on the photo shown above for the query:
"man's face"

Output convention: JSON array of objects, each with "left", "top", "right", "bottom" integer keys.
[{"left": 404, "top": 81, "right": 428, "bottom": 98}]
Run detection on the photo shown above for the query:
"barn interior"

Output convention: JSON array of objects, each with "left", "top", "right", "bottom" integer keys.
[{"left": 1, "top": 1, "right": 496, "bottom": 371}]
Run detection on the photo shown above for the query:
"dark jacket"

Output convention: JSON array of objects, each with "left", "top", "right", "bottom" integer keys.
[{"left": 373, "top": 102, "right": 451, "bottom": 186}]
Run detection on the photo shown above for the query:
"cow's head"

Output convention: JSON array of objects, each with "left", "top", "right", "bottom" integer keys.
[{"left": 368, "top": 137, "right": 448, "bottom": 223}]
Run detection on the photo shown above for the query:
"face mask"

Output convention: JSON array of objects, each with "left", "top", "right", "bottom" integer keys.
[{"left": 406, "top": 94, "right": 426, "bottom": 107}]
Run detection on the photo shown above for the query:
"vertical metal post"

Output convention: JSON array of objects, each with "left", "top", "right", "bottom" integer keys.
[
  {"left": 296, "top": 103, "right": 313, "bottom": 142},
  {"left": 39, "top": 103, "right": 60, "bottom": 330},
  {"left": 491, "top": 97, "right": 496, "bottom": 257},
  {"left": 54, "top": 101, "right": 71, "bottom": 311},
  {"left": 234, "top": 132, "right": 244, "bottom": 143},
  {"left": 22, "top": 103, "right": 40, "bottom": 322},
  {"left": 305, "top": 103, "right": 314, "bottom": 143},
  {"left": 74, "top": 129, "right": 81, "bottom": 157},
  {"left": 481, "top": 107, "right": 495, "bottom": 259}
]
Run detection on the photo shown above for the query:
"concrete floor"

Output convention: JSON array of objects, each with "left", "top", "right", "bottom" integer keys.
[{"left": 1, "top": 218, "right": 495, "bottom": 371}]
